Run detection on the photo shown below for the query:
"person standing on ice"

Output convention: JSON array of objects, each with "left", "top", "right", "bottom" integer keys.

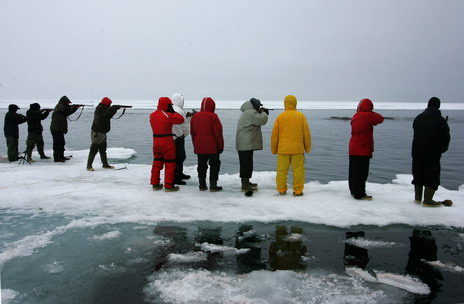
[
  {"left": 150, "top": 97, "right": 184, "bottom": 192},
  {"left": 236, "top": 98, "right": 269, "bottom": 192},
  {"left": 348, "top": 98, "right": 384, "bottom": 200},
  {"left": 171, "top": 93, "right": 195, "bottom": 185},
  {"left": 86, "top": 97, "right": 122, "bottom": 171},
  {"left": 271, "top": 95, "right": 311, "bottom": 196},
  {"left": 190, "top": 97, "right": 224, "bottom": 192},
  {"left": 3, "top": 104, "right": 27, "bottom": 162},
  {"left": 50, "top": 96, "right": 81, "bottom": 162},
  {"left": 25, "top": 103, "right": 52, "bottom": 162},
  {"left": 411, "top": 97, "right": 450, "bottom": 207}
]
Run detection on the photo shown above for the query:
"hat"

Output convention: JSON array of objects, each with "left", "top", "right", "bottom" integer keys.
[
  {"left": 30, "top": 103, "right": 40, "bottom": 110},
  {"left": 101, "top": 97, "right": 112, "bottom": 106},
  {"left": 250, "top": 98, "right": 262, "bottom": 111},
  {"left": 8, "top": 104, "right": 19, "bottom": 111},
  {"left": 427, "top": 97, "right": 440, "bottom": 109}
]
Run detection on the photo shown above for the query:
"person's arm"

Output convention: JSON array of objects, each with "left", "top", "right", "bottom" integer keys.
[
  {"left": 212, "top": 115, "right": 224, "bottom": 152},
  {"left": 303, "top": 116, "right": 311, "bottom": 153},
  {"left": 439, "top": 119, "right": 451, "bottom": 154},
  {"left": 271, "top": 118, "right": 279, "bottom": 155}
]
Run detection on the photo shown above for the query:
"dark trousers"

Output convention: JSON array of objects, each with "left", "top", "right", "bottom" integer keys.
[
  {"left": 51, "top": 131, "right": 66, "bottom": 161},
  {"left": 238, "top": 150, "right": 253, "bottom": 178},
  {"left": 174, "top": 136, "right": 186, "bottom": 179},
  {"left": 6, "top": 136, "right": 19, "bottom": 161},
  {"left": 349, "top": 155, "right": 370, "bottom": 199},
  {"left": 412, "top": 157, "right": 441, "bottom": 190},
  {"left": 197, "top": 154, "right": 221, "bottom": 181}
]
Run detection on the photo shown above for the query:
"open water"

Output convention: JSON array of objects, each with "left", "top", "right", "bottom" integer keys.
[{"left": 1, "top": 107, "right": 464, "bottom": 303}]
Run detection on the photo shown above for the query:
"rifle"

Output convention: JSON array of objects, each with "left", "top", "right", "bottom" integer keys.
[
  {"left": 73, "top": 104, "right": 88, "bottom": 107},
  {"left": 42, "top": 108, "right": 53, "bottom": 112},
  {"left": 112, "top": 105, "right": 132, "bottom": 119},
  {"left": 186, "top": 109, "right": 197, "bottom": 118}
]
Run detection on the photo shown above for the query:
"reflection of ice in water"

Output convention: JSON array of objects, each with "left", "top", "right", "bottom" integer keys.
[
  {"left": 144, "top": 269, "right": 401, "bottom": 304},
  {"left": 423, "top": 260, "right": 464, "bottom": 273},
  {"left": 91, "top": 230, "right": 122, "bottom": 241},
  {"left": 342, "top": 238, "right": 404, "bottom": 249},
  {"left": 43, "top": 261, "right": 64, "bottom": 274},
  {"left": 346, "top": 267, "right": 430, "bottom": 295},
  {"left": 1, "top": 289, "right": 20, "bottom": 304}
]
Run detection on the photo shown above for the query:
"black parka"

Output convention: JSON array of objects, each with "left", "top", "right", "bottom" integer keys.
[
  {"left": 412, "top": 107, "right": 450, "bottom": 160},
  {"left": 50, "top": 96, "right": 78, "bottom": 134},
  {"left": 91, "top": 103, "right": 119, "bottom": 133},
  {"left": 27, "top": 103, "right": 49, "bottom": 134},
  {"left": 4, "top": 108, "right": 27, "bottom": 138}
]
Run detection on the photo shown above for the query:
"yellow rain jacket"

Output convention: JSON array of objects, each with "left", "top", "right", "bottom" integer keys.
[{"left": 271, "top": 95, "right": 311, "bottom": 155}]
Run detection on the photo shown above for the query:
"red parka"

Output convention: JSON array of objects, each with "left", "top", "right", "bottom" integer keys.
[
  {"left": 190, "top": 97, "right": 224, "bottom": 154},
  {"left": 349, "top": 99, "right": 384, "bottom": 157}
]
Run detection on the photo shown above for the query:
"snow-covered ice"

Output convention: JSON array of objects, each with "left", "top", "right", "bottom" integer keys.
[{"left": 1, "top": 147, "right": 463, "bottom": 267}]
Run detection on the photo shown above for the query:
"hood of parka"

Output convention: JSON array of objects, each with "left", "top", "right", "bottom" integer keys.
[
  {"left": 157, "top": 97, "right": 172, "bottom": 112},
  {"left": 284, "top": 95, "right": 297, "bottom": 110},
  {"left": 357, "top": 98, "right": 374, "bottom": 112},
  {"left": 240, "top": 101, "right": 255, "bottom": 112},
  {"left": 59, "top": 96, "right": 71, "bottom": 105},
  {"left": 200, "top": 97, "right": 216, "bottom": 113},
  {"left": 172, "top": 93, "right": 184, "bottom": 109}
]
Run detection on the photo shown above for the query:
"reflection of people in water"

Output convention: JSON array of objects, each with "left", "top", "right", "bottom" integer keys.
[
  {"left": 235, "top": 224, "right": 266, "bottom": 273},
  {"left": 343, "top": 231, "right": 369, "bottom": 269},
  {"left": 406, "top": 229, "right": 443, "bottom": 303},
  {"left": 152, "top": 225, "right": 190, "bottom": 271},
  {"left": 195, "top": 226, "right": 224, "bottom": 268},
  {"left": 269, "top": 225, "right": 308, "bottom": 271}
]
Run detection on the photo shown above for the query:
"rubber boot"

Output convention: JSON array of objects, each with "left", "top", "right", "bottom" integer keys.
[
  {"left": 241, "top": 178, "right": 257, "bottom": 192},
  {"left": 38, "top": 145, "right": 50, "bottom": 159},
  {"left": 210, "top": 179, "right": 223, "bottom": 192},
  {"left": 199, "top": 178, "right": 208, "bottom": 191},
  {"left": 26, "top": 145, "right": 34, "bottom": 163},
  {"left": 100, "top": 150, "right": 114, "bottom": 169},
  {"left": 249, "top": 181, "right": 258, "bottom": 189},
  {"left": 423, "top": 186, "right": 440, "bottom": 207},
  {"left": 87, "top": 146, "right": 98, "bottom": 171},
  {"left": 414, "top": 185, "right": 423, "bottom": 203}
]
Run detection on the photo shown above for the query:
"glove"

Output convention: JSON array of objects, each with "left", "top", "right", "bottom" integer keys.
[
  {"left": 167, "top": 104, "right": 175, "bottom": 113},
  {"left": 262, "top": 108, "right": 269, "bottom": 115}
]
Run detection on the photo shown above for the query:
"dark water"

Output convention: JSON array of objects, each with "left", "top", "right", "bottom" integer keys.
[
  {"left": 2, "top": 218, "right": 464, "bottom": 303},
  {"left": 1, "top": 108, "right": 463, "bottom": 189}
]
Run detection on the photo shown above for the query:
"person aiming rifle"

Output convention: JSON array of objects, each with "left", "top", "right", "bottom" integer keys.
[
  {"left": 25, "top": 103, "right": 53, "bottom": 162},
  {"left": 87, "top": 97, "right": 129, "bottom": 171},
  {"left": 50, "top": 96, "right": 83, "bottom": 162}
]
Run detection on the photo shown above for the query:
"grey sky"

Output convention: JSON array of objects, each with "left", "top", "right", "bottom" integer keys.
[{"left": 1, "top": 0, "right": 463, "bottom": 102}]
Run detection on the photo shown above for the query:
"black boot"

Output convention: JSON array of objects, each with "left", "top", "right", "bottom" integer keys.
[
  {"left": 210, "top": 179, "right": 223, "bottom": 192},
  {"left": 414, "top": 185, "right": 423, "bottom": 203},
  {"left": 38, "top": 145, "right": 50, "bottom": 159},
  {"left": 100, "top": 150, "right": 114, "bottom": 169},
  {"left": 26, "top": 145, "right": 34, "bottom": 163},
  {"left": 199, "top": 178, "right": 208, "bottom": 191},
  {"left": 87, "top": 145, "right": 98, "bottom": 171},
  {"left": 423, "top": 186, "right": 440, "bottom": 207}
]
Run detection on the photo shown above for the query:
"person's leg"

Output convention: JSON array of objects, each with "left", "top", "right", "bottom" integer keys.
[
  {"left": 36, "top": 134, "right": 49, "bottom": 159},
  {"left": 6, "top": 136, "right": 19, "bottom": 161},
  {"left": 151, "top": 146, "right": 164, "bottom": 187},
  {"left": 350, "top": 156, "right": 370, "bottom": 199},
  {"left": 239, "top": 150, "right": 255, "bottom": 191},
  {"left": 209, "top": 154, "right": 222, "bottom": 191},
  {"left": 291, "top": 154, "right": 305, "bottom": 196},
  {"left": 163, "top": 142, "right": 177, "bottom": 190},
  {"left": 422, "top": 159, "right": 441, "bottom": 206},
  {"left": 26, "top": 133, "right": 36, "bottom": 162},
  {"left": 174, "top": 137, "right": 186, "bottom": 181},
  {"left": 276, "top": 154, "right": 291, "bottom": 194},
  {"left": 197, "top": 154, "right": 208, "bottom": 190}
]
